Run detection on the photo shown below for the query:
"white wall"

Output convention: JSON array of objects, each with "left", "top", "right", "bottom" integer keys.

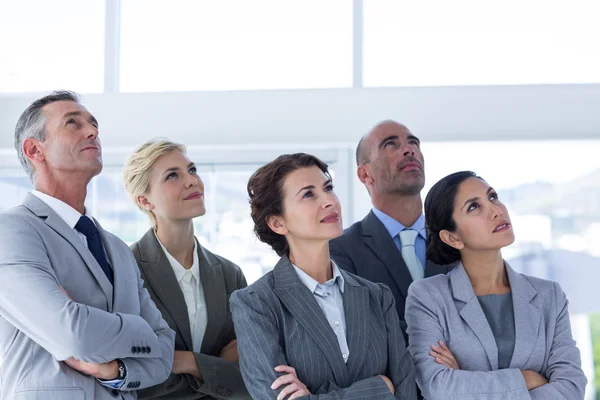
[{"left": 1, "top": 84, "right": 599, "bottom": 150}]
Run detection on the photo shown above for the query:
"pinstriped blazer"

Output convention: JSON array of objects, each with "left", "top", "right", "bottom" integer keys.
[
  {"left": 405, "top": 261, "right": 587, "bottom": 400},
  {"left": 230, "top": 255, "right": 417, "bottom": 400}
]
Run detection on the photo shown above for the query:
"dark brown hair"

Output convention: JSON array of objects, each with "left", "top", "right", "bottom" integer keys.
[{"left": 247, "top": 153, "right": 330, "bottom": 256}]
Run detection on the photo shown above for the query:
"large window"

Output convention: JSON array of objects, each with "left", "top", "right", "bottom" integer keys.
[
  {"left": 363, "top": 0, "right": 600, "bottom": 87},
  {"left": 0, "top": 0, "right": 105, "bottom": 93},
  {"left": 120, "top": 0, "right": 353, "bottom": 92}
]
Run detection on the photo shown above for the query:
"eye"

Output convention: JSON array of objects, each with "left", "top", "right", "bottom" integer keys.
[
  {"left": 324, "top": 184, "right": 334, "bottom": 192},
  {"left": 383, "top": 140, "right": 395, "bottom": 148},
  {"left": 66, "top": 118, "right": 76, "bottom": 125},
  {"left": 303, "top": 190, "right": 313, "bottom": 199},
  {"left": 489, "top": 192, "right": 498, "bottom": 201},
  {"left": 467, "top": 202, "right": 479, "bottom": 212},
  {"left": 166, "top": 172, "right": 177, "bottom": 180},
  {"left": 189, "top": 166, "right": 197, "bottom": 174},
  {"left": 409, "top": 139, "right": 420, "bottom": 147}
]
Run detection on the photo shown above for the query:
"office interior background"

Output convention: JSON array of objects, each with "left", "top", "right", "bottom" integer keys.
[{"left": 1, "top": 0, "right": 599, "bottom": 398}]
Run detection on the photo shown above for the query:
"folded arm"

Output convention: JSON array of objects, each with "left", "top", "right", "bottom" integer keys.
[{"left": 405, "top": 283, "right": 530, "bottom": 400}]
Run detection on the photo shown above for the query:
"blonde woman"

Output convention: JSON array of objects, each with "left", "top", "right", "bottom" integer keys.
[{"left": 123, "top": 139, "right": 250, "bottom": 399}]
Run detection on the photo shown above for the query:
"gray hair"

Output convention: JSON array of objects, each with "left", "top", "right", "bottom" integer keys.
[{"left": 14, "top": 90, "right": 81, "bottom": 181}]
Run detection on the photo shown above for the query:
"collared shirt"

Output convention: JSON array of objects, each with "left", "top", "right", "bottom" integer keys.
[
  {"left": 372, "top": 208, "right": 427, "bottom": 268},
  {"left": 157, "top": 237, "right": 207, "bottom": 353},
  {"left": 292, "top": 261, "right": 350, "bottom": 363},
  {"left": 30, "top": 190, "right": 124, "bottom": 389}
]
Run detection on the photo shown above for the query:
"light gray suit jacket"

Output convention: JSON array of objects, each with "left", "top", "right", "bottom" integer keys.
[
  {"left": 405, "top": 261, "right": 587, "bottom": 400},
  {"left": 0, "top": 194, "right": 176, "bottom": 400},
  {"left": 130, "top": 229, "right": 251, "bottom": 400},
  {"left": 230, "top": 255, "right": 418, "bottom": 400}
]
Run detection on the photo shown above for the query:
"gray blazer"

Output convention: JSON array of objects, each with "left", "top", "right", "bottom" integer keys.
[
  {"left": 405, "top": 261, "right": 587, "bottom": 400},
  {"left": 0, "top": 194, "right": 175, "bottom": 400},
  {"left": 130, "top": 229, "right": 250, "bottom": 400},
  {"left": 230, "top": 255, "right": 418, "bottom": 400}
]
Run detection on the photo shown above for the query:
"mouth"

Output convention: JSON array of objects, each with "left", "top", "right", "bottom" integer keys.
[
  {"left": 184, "top": 192, "right": 203, "bottom": 200},
  {"left": 400, "top": 161, "right": 421, "bottom": 171},
  {"left": 493, "top": 221, "right": 511, "bottom": 233},
  {"left": 81, "top": 146, "right": 99, "bottom": 152},
  {"left": 320, "top": 212, "right": 340, "bottom": 223}
]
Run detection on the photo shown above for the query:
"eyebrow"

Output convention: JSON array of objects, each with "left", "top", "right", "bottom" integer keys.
[
  {"left": 63, "top": 111, "right": 99, "bottom": 127},
  {"left": 162, "top": 162, "right": 195, "bottom": 176},
  {"left": 295, "top": 179, "right": 332, "bottom": 196},
  {"left": 462, "top": 186, "right": 494, "bottom": 210}
]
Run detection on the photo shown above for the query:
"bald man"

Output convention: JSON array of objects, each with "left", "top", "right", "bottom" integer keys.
[{"left": 330, "top": 120, "right": 450, "bottom": 339}]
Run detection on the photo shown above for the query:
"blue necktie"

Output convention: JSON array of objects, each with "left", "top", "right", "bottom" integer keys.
[{"left": 75, "top": 216, "right": 114, "bottom": 285}]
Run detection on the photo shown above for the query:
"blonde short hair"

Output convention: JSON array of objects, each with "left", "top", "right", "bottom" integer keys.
[{"left": 122, "top": 139, "right": 186, "bottom": 229}]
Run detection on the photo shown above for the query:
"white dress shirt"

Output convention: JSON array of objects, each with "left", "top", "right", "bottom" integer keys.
[{"left": 157, "top": 237, "right": 208, "bottom": 353}]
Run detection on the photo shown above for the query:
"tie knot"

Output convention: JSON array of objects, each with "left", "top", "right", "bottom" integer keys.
[
  {"left": 75, "top": 216, "right": 98, "bottom": 238},
  {"left": 399, "top": 228, "right": 419, "bottom": 247}
]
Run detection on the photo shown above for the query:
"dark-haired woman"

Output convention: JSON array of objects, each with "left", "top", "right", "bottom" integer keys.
[
  {"left": 404, "top": 171, "right": 586, "bottom": 399},
  {"left": 230, "top": 153, "right": 417, "bottom": 399}
]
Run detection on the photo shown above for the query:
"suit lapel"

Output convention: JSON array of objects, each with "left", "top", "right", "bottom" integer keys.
[
  {"left": 136, "top": 230, "right": 194, "bottom": 350},
  {"left": 451, "top": 263, "right": 499, "bottom": 370},
  {"left": 272, "top": 257, "right": 350, "bottom": 387},
  {"left": 362, "top": 211, "right": 413, "bottom": 298},
  {"left": 23, "top": 194, "right": 114, "bottom": 310},
  {"left": 341, "top": 272, "right": 369, "bottom": 382},
  {"left": 506, "top": 262, "right": 541, "bottom": 368},
  {"left": 197, "top": 242, "right": 228, "bottom": 355}
]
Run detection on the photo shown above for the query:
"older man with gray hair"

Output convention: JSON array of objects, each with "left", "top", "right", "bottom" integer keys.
[{"left": 0, "top": 90, "right": 175, "bottom": 399}]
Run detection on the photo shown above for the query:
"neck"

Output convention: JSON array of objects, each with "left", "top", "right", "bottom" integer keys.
[
  {"left": 35, "top": 174, "right": 91, "bottom": 214},
  {"left": 155, "top": 219, "right": 196, "bottom": 269},
  {"left": 372, "top": 193, "right": 422, "bottom": 227},
  {"left": 288, "top": 240, "right": 332, "bottom": 284},
  {"left": 461, "top": 250, "right": 509, "bottom": 295}
]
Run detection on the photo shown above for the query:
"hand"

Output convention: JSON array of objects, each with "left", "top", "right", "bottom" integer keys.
[
  {"left": 431, "top": 340, "right": 460, "bottom": 369},
  {"left": 172, "top": 350, "right": 195, "bottom": 375},
  {"left": 65, "top": 358, "right": 119, "bottom": 380},
  {"left": 272, "top": 365, "right": 310, "bottom": 400},
  {"left": 521, "top": 370, "right": 548, "bottom": 391},
  {"left": 219, "top": 339, "right": 239, "bottom": 363},
  {"left": 378, "top": 375, "right": 395, "bottom": 394}
]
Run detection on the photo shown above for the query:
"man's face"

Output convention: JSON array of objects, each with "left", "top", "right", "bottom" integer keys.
[
  {"left": 366, "top": 122, "right": 425, "bottom": 196},
  {"left": 38, "top": 100, "right": 103, "bottom": 179}
]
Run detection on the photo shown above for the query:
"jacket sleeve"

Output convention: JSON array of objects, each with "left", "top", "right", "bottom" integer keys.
[
  {"left": 0, "top": 214, "right": 172, "bottom": 366},
  {"left": 528, "top": 282, "right": 587, "bottom": 399},
  {"left": 405, "top": 281, "right": 530, "bottom": 400},
  {"left": 230, "top": 285, "right": 397, "bottom": 400}
]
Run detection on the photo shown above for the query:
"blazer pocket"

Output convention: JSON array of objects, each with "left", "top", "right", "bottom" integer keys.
[{"left": 15, "top": 388, "right": 85, "bottom": 400}]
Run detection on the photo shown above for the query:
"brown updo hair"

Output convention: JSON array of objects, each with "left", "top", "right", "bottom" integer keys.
[{"left": 247, "top": 153, "right": 331, "bottom": 256}]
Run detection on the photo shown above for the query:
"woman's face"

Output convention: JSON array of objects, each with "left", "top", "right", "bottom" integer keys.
[
  {"left": 138, "top": 150, "right": 206, "bottom": 224},
  {"left": 269, "top": 166, "right": 343, "bottom": 247},
  {"left": 444, "top": 177, "right": 515, "bottom": 252}
]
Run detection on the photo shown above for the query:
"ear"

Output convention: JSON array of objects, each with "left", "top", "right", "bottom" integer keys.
[
  {"left": 22, "top": 138, "right": 45, "bottom": 164},
  {"left": 137, "top": 195, "right": 155, "bottom": 211},
  {"left": 357, "top": 164, "right": 373, "bottom": 186},
  {"left": 439, "top": 229, "right": 464, "bottom": 250},
  {"left": 266, "top": 215, "right": 287, "bottom": 236}
]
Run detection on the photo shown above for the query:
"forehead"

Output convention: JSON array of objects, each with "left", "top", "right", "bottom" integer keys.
[
  {"left": 456, "top": 178, "right": 490, "bottom": 200},
  {"left": 370, "top": 122, "right": 413, "bottom": 142},
  {"left": 283, "top": 166, "right": 329, "bottom": 190},
  {"left": 152, "top": 150, "right": 190, "bottom": 170},
  {"left": 41, "top": 100, "right": 91, "bottom": 121}
]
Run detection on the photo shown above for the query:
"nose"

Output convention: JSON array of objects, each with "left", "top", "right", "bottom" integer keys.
[
  {"left": 185, "top": 174, "right": 198, "bottom": 188},
  {"left": 85, "top": 123, "right": 99, "bottom": 140},
  {"left": 491, "top": 204, "right": 504, "bottom": 219},
  {"left": 321, "top": 191, "right": 337, "bottom": 209},
  {"left": 402, "top": 142, "right": 416, "bottom": 157}
]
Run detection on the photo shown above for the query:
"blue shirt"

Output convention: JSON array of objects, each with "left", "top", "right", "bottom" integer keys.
[
  {"left": 292, "top": 262, "right": 350, "bottom": 363},
  {"left": 372, "top": 208, "right": 427, "bottom": 268}
]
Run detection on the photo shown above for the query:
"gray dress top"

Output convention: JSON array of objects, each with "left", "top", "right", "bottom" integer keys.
[{"left": 477, "top": 292, "right": 516, "bottom": 369}]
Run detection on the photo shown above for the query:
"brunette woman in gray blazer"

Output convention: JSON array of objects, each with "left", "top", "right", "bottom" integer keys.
[
  {"left": 230, "top": 153, "right": 417, "bottom": 399},
  {"left": 405, "top": 171, "right": 586, "bottom": 399}
]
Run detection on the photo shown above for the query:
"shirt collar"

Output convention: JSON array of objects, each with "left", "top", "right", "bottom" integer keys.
[
  {"left": 292, "top": 260, "right": 345, "bottom": 294},
  {"left": 157, "top": 236, "right": 200, "bottom": 284},
  {"left": 372, "top": 208, "right": 426, "bottom": 240},
  {"left": 31, "top": 190, "right": 93, "bottom": 229}
]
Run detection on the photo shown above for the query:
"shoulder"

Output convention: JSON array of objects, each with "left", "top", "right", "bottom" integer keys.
[
  {"left": 343, "top": 270, "right": 392, "bottom": 302},
  {"left": 517, "top": 272, "right": 565, "bottom": 303},
  {"left": 0, "top": 206, "right": 43, "bottom": 239},
  {"left": 408, "top": 272, "right": 451, "bottom": 302},
  {"left": 231, "top": 271, "right": 276, "bottom": 305}
]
